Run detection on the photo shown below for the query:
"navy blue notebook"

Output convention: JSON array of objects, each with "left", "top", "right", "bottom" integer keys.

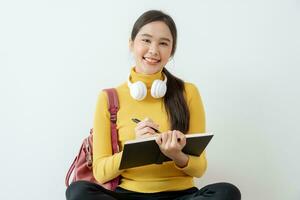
[{"left": 119, "top": 133, "right": 213, "bottom": 170}]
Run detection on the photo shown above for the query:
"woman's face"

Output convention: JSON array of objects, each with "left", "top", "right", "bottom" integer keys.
[{"left": 130, "top": 21, "right": 173, "bottom": 75}]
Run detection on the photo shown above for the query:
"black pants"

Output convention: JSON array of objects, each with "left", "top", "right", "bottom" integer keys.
[{"left": 66, "top": 180, "right": 241, "bottom": 200}]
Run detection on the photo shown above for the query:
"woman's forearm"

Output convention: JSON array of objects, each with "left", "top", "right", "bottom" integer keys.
[{"left": 172, "top": 151, "right": 189, "bottom": 168}]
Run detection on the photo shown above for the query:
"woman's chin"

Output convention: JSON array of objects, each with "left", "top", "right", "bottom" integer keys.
[
  {"left": 135, "top": 64, "right": 161, "bottom": 74},
  {"left": 144, "top": 63, "right": 164, "bottom": 73}
]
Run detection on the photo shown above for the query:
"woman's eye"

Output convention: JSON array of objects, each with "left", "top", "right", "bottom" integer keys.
[
  {"left": 142, "top": 39, "right": 151, "bottom": 43},
  {"left": 160, "top": 42, "right": 168, "bottom": 46}
]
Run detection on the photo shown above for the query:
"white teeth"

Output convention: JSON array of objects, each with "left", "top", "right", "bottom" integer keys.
[{"left": 144, "top": 57, "right": 159, "bottom": 63}]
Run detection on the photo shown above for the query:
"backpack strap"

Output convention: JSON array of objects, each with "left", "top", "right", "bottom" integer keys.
[
  {"left": 103, "top": 88, "right": 120, "bottom": 190},
  {"left": 103, "top": 88, "right": 119, "bottom": 153},
  {"left": 65, "top": 155, "right": 77, "bottom": 187}
]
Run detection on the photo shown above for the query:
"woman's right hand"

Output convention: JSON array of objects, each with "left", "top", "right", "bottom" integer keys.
[{"left": 134, "top": 117, "right": 159, "bottom": 139}]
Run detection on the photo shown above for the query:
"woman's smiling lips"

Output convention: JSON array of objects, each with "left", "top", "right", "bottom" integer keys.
[{"left": 143, "top": 57, "right": 161, "bottom": 64}]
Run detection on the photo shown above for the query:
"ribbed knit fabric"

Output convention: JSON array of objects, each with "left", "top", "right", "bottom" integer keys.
[{"left": 93, "top": 67, "right": 207, "bottom": 193}]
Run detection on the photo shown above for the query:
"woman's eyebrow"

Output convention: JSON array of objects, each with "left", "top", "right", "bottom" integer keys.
[
  {"left": 140, "top": 33, "right": 171, "bottom": 42},
  {"left": 141, "top": 33, "right": 152, "bottom": 38}
]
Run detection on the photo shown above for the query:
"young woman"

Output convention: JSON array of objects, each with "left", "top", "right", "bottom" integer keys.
[{"left": 66, "top": 10, "right": 241, "bottom": 200}]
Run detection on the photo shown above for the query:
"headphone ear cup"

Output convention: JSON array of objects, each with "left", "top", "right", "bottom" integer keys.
[
  {"left": 129, "top": 81, "right": 147, "bottom": 101},
  {"left": 151, "top": 80, "right": 167, "bottom": 98}
]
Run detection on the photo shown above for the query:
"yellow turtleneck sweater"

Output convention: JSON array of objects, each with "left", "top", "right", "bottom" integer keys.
[{"left": 93, "top": 68, "right": 207, "bottom": 193}]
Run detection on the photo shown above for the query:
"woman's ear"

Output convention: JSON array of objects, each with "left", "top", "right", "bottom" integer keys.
[{"left": 128, "top": 39, "right": 133, "bottom": 52}]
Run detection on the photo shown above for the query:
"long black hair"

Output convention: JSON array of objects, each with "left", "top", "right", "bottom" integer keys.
[{"left": 131, "top": 10, "right": 190, "bottom": 133}]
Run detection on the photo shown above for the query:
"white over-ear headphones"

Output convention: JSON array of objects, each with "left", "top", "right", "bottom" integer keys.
[{"left": 127, "top": 74, "right": 168, "bottom": 101}]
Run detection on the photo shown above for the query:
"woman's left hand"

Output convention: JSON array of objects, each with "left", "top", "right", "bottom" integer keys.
[{"left": 155, "top": 130, "right": 186, "bottom": 160}]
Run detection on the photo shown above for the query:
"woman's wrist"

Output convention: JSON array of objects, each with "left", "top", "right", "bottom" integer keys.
[{"left": 172, "top": 151, "right": 189, "bottom": 168}]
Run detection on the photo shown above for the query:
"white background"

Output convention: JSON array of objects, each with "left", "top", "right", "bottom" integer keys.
[{"left": 0, "top": 0, "right": 299, "bottom": 199}]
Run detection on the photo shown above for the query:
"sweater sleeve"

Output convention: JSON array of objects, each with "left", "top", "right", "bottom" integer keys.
[
  {"left": 174, "top": 83, "right": 207, "bottom": 178},
  {"left": 92, "top": 91, "right": 124, "bottom": 184}
]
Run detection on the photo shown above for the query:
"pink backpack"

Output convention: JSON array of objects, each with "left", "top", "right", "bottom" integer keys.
[{"left": 65, "top": 88, "right": 120, "bottom": 191}]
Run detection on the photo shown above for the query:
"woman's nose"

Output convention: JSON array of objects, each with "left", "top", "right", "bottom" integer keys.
[{"left": 148, "top": 44, "right": 159, "bottom": 55}]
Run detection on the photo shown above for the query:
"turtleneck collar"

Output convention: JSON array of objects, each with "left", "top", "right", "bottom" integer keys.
[{"left": 129, "top": 67, "right": 164, "bottom": 88}]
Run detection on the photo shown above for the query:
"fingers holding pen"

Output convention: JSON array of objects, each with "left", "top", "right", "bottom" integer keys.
[
  {"left": 135, "top": 118, "right": 159, "bottom": 132},
  {"left": 134, "top": 117, "right": 160, "bottom": 139}
]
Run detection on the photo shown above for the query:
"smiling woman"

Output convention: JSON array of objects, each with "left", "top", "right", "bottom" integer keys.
[
  {"left": 129, "top": 21, "right": 173, "bottom": 75},
  {"left": 65, "top": 10, "right": 241, "bottom": 200}
]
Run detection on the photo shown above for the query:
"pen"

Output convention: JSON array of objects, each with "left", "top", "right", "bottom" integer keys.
[
  {"left": 132, "top": 118, "right": 181, "bottom": 142},
  {"left": 131, "top": 118, "right": 160, "bottom": 133}
]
